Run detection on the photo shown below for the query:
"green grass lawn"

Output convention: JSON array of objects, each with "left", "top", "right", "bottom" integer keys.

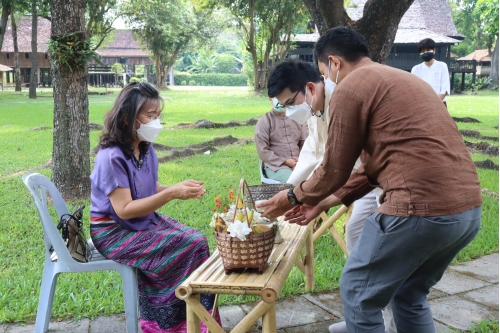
[{"left": 0, "top": 87, "right": 497, "bottom": 324}]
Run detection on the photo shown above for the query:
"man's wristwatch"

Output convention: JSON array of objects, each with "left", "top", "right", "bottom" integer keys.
[{"left": 287, "top": 188, "right": 303, "bottom": 206}]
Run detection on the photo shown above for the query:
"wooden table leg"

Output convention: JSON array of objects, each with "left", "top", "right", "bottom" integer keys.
[
  {"left": 186, "top": 294, "right": 201, "bottom": 333},
  {"left": 185, "top": 295, "right": 225, "bottom": 333},
  {"left": 262, "top": 303, "right": 277, "bottom": 333},
  {"left": 304, "top": 226, "right": 314, "bottom": 291}
]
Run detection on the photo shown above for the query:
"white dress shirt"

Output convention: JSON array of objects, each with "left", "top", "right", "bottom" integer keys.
[{"left": 411, "top": 60, "right": 450, "bottom": 102}]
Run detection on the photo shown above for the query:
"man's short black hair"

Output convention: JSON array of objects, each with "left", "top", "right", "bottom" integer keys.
[
  {"left": 313, "top": 26, "right": 369, "bottom": 65},
  {"left": 417, "top": 38, "right": 436, "bottom": 53},
  {"left": 267, "top": 59, "right": 321, "bottom": 98}
]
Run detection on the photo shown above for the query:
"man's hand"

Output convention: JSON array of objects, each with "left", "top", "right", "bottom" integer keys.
[
  {"left": 256, "top": 189, "right": 294, "bottom": 218},
  {"left": 284, "top": 158, "right": 297, "bottom": 169},
  {"left": 284, "top": 204, "right": 324, "bottom": 226}
]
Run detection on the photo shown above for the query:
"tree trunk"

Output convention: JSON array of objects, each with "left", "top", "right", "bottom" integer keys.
[
  {"left": 489, "top": 39, "right": 498, "bottom": 85},
  {"left": 303, "top": 0, "right": 416, "bottom": 64},
  {"left": 11, "top": 14, "right": 21, "bottom": 91},
  {"left": 0, "top": 1, "right": 12, "bottom": 52},
  {"left": 154, "top": 53, "right": 167, "bottom": 88},
  {"left": 29, "top": 2, "right": 38, "bottom": 99},
  {"left": 51, "top": 0, "right": 90, "bottom": 200}
]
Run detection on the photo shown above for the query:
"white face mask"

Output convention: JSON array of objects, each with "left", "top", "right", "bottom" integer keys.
[
  {"left": 136, "top": 118, "right": 163, "bottom": 142},
  {"left": 324, "top": 58, "right": 340, "bottom": 98},
  {"left": 272, "top": 97, "right": 286, "bottom": 112},
  {"left": 286, "top": 87, "right": 314, "bottom": 125}
]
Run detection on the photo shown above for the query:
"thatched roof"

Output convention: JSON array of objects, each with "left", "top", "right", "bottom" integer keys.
[
  {"left": 96, "top": 30, "right": 150, "bottom": 58},
  {"left": 0, "top": 64, "right": 13, "bottom": 71},
  {"left": 292, "top": 29, "right": 460, "bottom": 45},
  {"left": 1, "top": 16, "right": 51, "bottom": 53},
  {"left": 346, "top": 0, "right": 463, "bottom": 39},
  {"left": 458, "top": 49, "right": 491, "bottom": 62}
]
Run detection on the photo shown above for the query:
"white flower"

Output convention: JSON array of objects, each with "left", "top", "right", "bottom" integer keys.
[{"left": 227, "top": 220, "right": 253, "bottom": 241}]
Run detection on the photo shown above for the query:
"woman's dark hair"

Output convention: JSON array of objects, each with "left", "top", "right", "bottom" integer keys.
[
  {"left": 417, "top": 38, "right": 436, "bottom": 53},
  {"left": 267, "top": 59, "right": 322, "bottom": 98},
  {"left": 99, "top": 82, "right": 164, "bottom": 159},
  {"left": 314, "top": 26, "right": 369, "bottom": 65}
]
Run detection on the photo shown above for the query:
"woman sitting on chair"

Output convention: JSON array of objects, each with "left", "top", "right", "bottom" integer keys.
[{"left": 90, "top": 82, "right": 219, "bottom": 333}]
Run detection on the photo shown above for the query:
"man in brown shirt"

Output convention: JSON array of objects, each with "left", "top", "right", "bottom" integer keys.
[
  {"left": 258, "top": 27, "right": 482, "bottom": 333},
  {"left": 254, "top": 98, "right": 308, "bottom": 183}
]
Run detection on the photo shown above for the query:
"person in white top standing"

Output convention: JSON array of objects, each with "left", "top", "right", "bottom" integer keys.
[{"left": 411, "top": 38, "right": 451, "bottom": 108}]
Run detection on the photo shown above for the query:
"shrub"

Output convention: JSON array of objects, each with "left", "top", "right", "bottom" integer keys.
[
  {"left": 189, "top": 80, "right": 197, "bottom": 86},
  {"left": 181, "top": 80, "right": 187, "bottom": 86},
  {"left": 216, "top": 54, "right": 237, "bottom": 73},
  {"left": 130, "top": 77, "right": 147, "bottom": 83},
  {"left": 174, "top": 72, "right": 248, "bottom": 86}
]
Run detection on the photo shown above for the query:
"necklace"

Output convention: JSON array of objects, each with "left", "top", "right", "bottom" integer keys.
[{"left": 133, "top": 154, "right": 144, "bottom": 170}]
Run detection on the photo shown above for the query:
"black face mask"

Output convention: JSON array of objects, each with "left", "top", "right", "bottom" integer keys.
[{"left": 420, "top": 51, "right": 434, "bottom": 62}]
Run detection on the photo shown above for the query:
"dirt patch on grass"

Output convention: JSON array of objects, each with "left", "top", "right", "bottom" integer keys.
[
  {"left": 474, "top": 159, "right": 499, "bottom": 170},
  {"left": 31, "top": 126, "right": 51, "bottom": 131},
  {"left": 481, "top": 188, "right": 499, "bottom": 198},
  {"left": 460, "top": 130, "right": 499, "bottom": 141},
  {"left": 171, "top": 118, "right": 259, "bottom": 129},
  {"left": 89, "top": 123, "right": 104, "bottom": 131},
  {"left": 464, "top": 141, "right": 499, "bottom": 156},
  {"left": 452, "top": 117, "right": 481, "bottom": 123},
  {"left": 1, "top": 158, "right": 52, "bottom": 179}
]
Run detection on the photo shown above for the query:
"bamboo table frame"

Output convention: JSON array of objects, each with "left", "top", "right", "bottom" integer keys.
[
  {"left": 314, "top": 205, "right": 350, "bottom": 256},
  {"left": 175, "top": 218, "right": 314, "bottom": 333}
]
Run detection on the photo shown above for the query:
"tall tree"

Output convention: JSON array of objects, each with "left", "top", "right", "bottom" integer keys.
[
  {"left": 121, "top": 0, "right": 222, "bottom": 88},
  {"left": 86, "top": 0, "right": 119, "bottom": 50},
  {"left": 29, "top": 0, "right": 37, "bottom": 98},
  {"left": 448, "top": 0, "right": 487, "bottom": 57},
  {"left": 207, "top": 0, "right": 308, "bottom": 90},
  {"left": 474, "top": 0, "right": 498, "bottom": 84},
  {"left": 0, "top": 0, "right": 13, "bottom": 51},
  {"left": 303, "top": 0, "right": 415, "bottom": 64},
  {"left": 50, "top": 0, "right": 91, "bottom": 199},
  {"left": 10, "top": 12, "right": 20, "bottom": 91}
]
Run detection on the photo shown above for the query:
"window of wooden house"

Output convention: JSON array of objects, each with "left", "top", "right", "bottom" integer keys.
[{"left": 25, "top": 53, "right": 30, "bottom": 59}]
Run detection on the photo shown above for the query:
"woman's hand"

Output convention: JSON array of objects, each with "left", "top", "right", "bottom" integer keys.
[
  {"left": 170, "top": 180, "right": 206, "bottom": 200},
  {"left": 284, "top": 204, "right": 323, "bottom": 226}
]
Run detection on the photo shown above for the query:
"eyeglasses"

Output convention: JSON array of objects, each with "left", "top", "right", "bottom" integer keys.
[
  {"left": 275, "top": 89, "right": 302, "bottom": 110},
  {"left": 140, "top": 112, "right": 164, "bottom": 121}
]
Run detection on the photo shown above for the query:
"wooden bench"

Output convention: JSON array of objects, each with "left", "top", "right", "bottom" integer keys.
[{"left": 175, "top": 218, "right": 314, "bottom": 333}]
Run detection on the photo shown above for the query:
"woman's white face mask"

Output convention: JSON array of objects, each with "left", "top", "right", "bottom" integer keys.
[
  {"left": 324, "top": 58, "right": 340, "bottom": 98},
  {"left": 136, "top": 118, "right": 163, "bottom": 142},
  {"left": 285, "top": 87, "right": 314, "bottom": 125}
]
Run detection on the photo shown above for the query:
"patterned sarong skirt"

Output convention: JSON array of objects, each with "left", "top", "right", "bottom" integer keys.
[{"left": 90, "top": 214, "right": 220, "bottom": 332}]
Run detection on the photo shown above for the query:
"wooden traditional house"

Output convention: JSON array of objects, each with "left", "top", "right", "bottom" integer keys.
[
  {"left": 287, "top": 0, "right": 476, "bottom": 88},
  {"left": 0, "top": 17, "right": 52, "bottom": 87},
  {"left": 458, "top": 49, "right": 491, "bottom": 77},
  {"left": 89, "top": 30, "right": 154, "bottom": 86}
]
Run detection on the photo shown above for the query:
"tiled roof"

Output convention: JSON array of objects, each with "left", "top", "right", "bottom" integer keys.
[
  {"left": 458, "top": 49, "right": 491, "bottom": 61},
  {"left": 96, "top": 48, "right": 150, "bottom": 57},
  {"left": 1, "top": 16, "right": 51, "bottom": 53},
  {"left": 0, "top": 64, "right": 13, "bottom": 71},
  {"left": 291, "top": 29, "right": 460, "bottom": 45}
]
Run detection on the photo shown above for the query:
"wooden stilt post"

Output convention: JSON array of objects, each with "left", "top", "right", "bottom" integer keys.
[{"left": 261, "top": 303, "right": 277, "bottom": 333}]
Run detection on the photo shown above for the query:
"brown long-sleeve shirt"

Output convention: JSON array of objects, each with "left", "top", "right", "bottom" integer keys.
[
  {"left": 294, "top": 59, "right": 482, "bottom": 216},
  {"left": 255, "top": 109, "right": 308, "bottom": 171}
]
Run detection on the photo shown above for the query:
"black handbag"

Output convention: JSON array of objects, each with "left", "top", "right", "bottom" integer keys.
[{"left": 51, "top": 205, "right": 91, "bottom": 262}]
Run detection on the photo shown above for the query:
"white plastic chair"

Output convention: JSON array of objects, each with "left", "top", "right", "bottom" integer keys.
[
  {"left": 259, "top": 159, "right": 283, "bottom": 184},
  {"left": 22, "top": 173, "right": 139, "bottom": 333}
]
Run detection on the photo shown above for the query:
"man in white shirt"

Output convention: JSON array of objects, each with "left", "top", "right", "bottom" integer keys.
[{"left": 411, "top": 38, "right": 451, "bottom": 108}]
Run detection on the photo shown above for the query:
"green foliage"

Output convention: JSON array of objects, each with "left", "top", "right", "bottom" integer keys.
[
  {"left": 175, "top": 73, "right": 248, "bottom": 86},
  {"left": 135, "top": 65, "right": 145, "bottom": 77},
  {"left": 216, "top": 53, "right": 237, "bottom": 73},
  {"left": 48, "top": 32, "right": 102, "bottom": 72},
  {"left": 86, "top": 0, "right": 119, "bottom": 50},
  {"left": 185, "top": 53, "right": 219, "bottom": 73},
  {"left": 110, "top": 62, "right": 124, "bottom": 75},
  {"left": 474, "top": 0, "right": 499, "bottom": 37},
  {"left": 181, "top": 80, "right": 187, "bottom": 85},
  {"left": 129, "top": 77, "right": 147, "bottom": 83}
]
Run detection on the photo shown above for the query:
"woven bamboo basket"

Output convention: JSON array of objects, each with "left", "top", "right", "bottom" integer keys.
[{"left": 214, "top": 179, "right": 277, "bottom": 274}]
